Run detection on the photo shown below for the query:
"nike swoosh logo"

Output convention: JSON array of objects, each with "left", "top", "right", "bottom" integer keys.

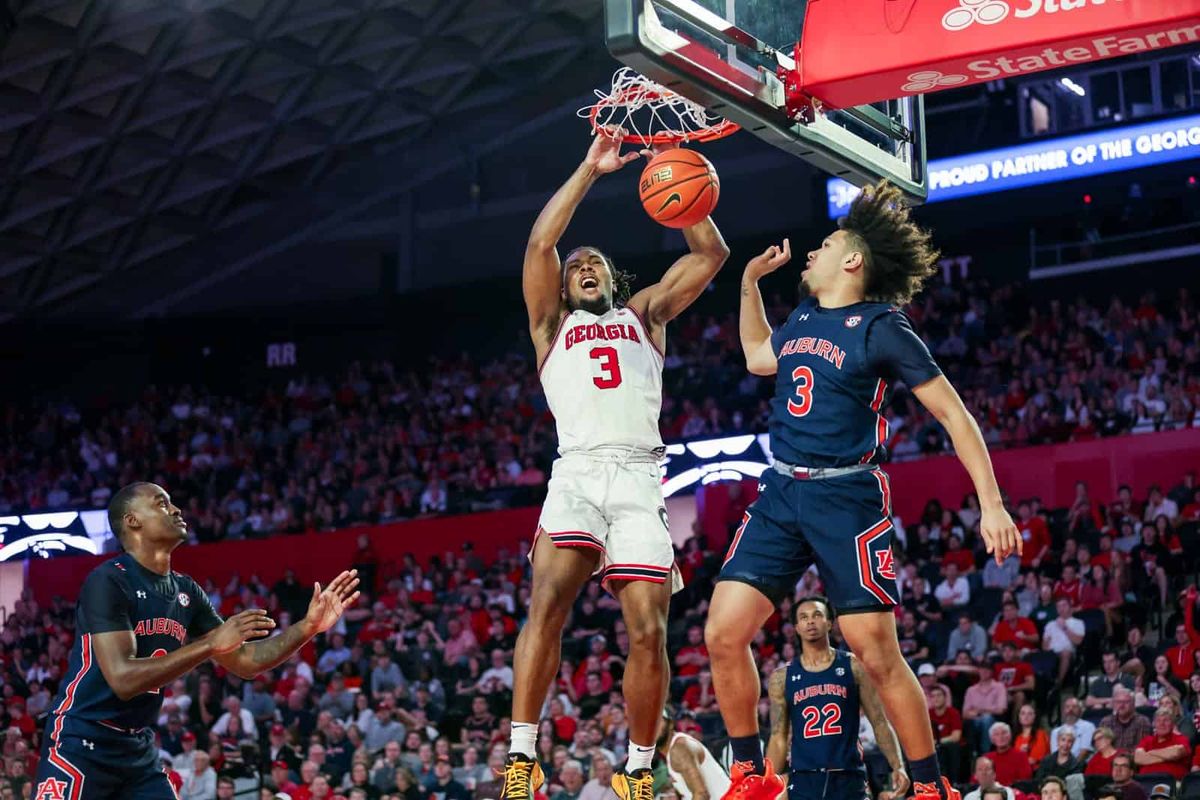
[{"left": 656, "top": 193, "right": 682, "bottom": 214}]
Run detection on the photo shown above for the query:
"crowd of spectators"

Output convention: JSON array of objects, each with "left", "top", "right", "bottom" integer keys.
[
  {"left": 0, "top": 466, "right": 1198, "bottom": 800},
  {"left": 1, "top": 281, "right": 1197, "bottom": 541}
]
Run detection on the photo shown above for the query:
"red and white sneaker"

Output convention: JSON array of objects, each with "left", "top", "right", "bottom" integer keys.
[
  {"left": 719, "top": 758, "right": 785, "bottom": 800},
  {"left": 914, "top": 777, "right": 961, "bottom": 800}
]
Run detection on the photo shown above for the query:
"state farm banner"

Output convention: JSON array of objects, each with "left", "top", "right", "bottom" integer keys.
[{"left": 798, "top": 0, "right": 1200, "bottom": 109}]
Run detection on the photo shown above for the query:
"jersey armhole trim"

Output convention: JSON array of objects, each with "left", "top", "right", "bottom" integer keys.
[
  {"left": 536, "top": 312, "right": 571, "bottom": 377},
  {"left": 624, "top": 304, "right": 666, "bottom": 362}
]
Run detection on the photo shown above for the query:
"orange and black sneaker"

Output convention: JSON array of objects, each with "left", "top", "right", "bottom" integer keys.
[
  {"left": 720, "top": 758, "right": 785, "bottom": 800},
  {"left": 498, "top": 753, "right": 544, "bottom": 800},
  {"left": 914, "top": 777, "right": 962, "bottom": 800},
  {"left": 611, "top": 767, "right": 656, "bottom": 800}
]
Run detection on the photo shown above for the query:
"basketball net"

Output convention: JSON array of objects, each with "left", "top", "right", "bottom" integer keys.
[{"left": 580, "top": 67, "right": 739, "bottom": 146}]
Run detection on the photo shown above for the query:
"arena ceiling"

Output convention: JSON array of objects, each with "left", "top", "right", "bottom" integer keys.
[{"left": 0, "top": 0, "right": 611, "bottom": 322}]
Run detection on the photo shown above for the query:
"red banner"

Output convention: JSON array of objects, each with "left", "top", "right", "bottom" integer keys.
[{"left": 798, "top": 0, "right": 1200, "bottom": 109}]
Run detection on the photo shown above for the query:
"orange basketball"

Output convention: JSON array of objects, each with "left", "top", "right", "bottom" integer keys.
[{"left": 638, "top": 148, "right": 720, "bottom": 229}]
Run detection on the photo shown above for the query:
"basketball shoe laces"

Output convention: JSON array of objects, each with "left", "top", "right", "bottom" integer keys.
[
  {"left": 500, "top": 759, "right": 536, "bottom": 800},
  {"left": 618, "top": 770, "right": 655, "bottom": 800}
]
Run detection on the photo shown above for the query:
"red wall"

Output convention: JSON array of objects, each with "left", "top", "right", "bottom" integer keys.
[
  {"left": 25, "top": 429, "right": 1200, "bottom": 604},
  {"left": 27, "top": 507, "right": 540, "bottom": 606}
]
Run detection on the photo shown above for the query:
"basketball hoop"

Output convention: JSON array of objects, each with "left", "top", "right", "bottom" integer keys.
[{"left": 580, "top": 67, "right": 739, "bottom": 146}]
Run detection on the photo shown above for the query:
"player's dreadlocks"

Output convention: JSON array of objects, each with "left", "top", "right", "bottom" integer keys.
[
  {"left": 566, "top": 245, "right": 635, "bottom": 306},
  {"left": 838, "top": 180, "right": 940, "bottom": 307}
]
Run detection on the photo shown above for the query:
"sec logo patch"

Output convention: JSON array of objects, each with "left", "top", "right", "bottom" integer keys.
[
  {"left": 178, "top": 593, "right": 191, "bottom": 607},
  {"left": 844, "top": 315, "right": 862, "bottom": 328}
]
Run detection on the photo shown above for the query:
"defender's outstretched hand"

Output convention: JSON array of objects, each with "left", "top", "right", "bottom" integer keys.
[
  {"left": 586, "top": 127, "right": 643, "bottom": 174},
  {"left": 303, "top": 569, "right": 362, "bottom": 635},
  {"left": 979, "top": 506, "right": 1022, "bottom": 565},
  {"left": 745, "top": 239, "right": 791, "bottom": 279}
]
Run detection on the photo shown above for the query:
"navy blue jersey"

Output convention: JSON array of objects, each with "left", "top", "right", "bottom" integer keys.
[
  {"left": 45, "top": 553, "right": 222, "bottom": 740},
  {"left": 787, "top": 649, "right": 863, "bottom": 773},
  {"left": 769, "top": 299, "right": 942, "bottom": 468}
]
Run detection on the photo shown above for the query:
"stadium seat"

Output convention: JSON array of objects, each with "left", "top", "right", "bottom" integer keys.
[{"left": 1179, "top": 773, "right": 1200, "bottom": 800}]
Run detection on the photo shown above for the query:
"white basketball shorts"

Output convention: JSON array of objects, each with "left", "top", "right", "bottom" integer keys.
[{"left": 534, "top": 451, "right": 683, "bottom": 593}]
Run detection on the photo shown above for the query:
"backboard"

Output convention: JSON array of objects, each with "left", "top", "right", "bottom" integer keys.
[{"left": 605, "top": 0, "right": 929, "bottom": 203}]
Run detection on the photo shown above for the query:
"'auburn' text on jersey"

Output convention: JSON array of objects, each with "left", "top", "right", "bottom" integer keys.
[
  {"left": 540, "top": 306, "right": 664, "bottom": 455},
  {"left": 786, "top": 649, "right": 863, "bottom": 774},
  {"left": 769, "top": 298, "right": 942, "bottom": 468},
  {"left": 45, "top": 552, "right": 222, "bottom": 742}
]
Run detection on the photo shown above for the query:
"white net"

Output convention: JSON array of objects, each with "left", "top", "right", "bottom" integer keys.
[{"left": 579, "top": 67, "right": 738, "bottom": 144}]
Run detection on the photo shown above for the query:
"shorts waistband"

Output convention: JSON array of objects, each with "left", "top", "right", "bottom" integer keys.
[
  {"left": 771, "top": 460, "right": 875, "bottom": 481},
  {"left": 559, "top": 446, "right": 665, "bottom": 464}
]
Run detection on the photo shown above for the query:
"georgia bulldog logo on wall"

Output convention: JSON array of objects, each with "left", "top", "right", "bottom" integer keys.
[
  {"left": 844, "top": 315, "right": 862, "bottom": 328},
  {"left": 178, "top": 592, "right": 191, "bottom": 607}
]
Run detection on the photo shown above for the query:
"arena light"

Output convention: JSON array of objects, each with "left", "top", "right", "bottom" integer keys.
[
  {"left": 827, "top": 112, "right": 1200, "bottom": 216},
  {"left": 1059, "top": 77, "right": 1086, "bottom": 97}
]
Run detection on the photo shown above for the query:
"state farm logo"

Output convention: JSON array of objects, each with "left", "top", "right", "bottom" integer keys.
[
  {"left": 943, "top": 0, "right": 1009, "bottom": 31},
  {"left": 902, "top": 70, "right": 969, "bottom": 93}
]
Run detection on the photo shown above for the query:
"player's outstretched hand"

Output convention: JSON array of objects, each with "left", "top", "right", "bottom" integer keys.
[
  {"left": 586, "top": 126, "right": 642, "bottom": 174},
  {"left": 745, "top": 239, "right": 791, "bottom": 279},
  {"left": 303, "top": 569, "right": 362, "bottom": 635},
  {"left": 979, "top": 505, "right": 1022, "bottom": 565},
  {"left": 210, "top": 609, "right": 276, "bottom": 655}
]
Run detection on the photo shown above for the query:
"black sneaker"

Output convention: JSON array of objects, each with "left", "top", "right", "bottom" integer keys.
[
  {"left": 612, "top": 767, "right": 656, "bottom": 800},
  {"left": 498, "top": 753, "right": 545, "bottom": 800}
]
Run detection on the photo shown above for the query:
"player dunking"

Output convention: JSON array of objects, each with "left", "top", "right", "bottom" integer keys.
[
  {"left": 707, "top": 182, "right": 1021, "bottom": 800},
  {"left": 501, "top": 129, "right": 729, "bottom": 800},
  {"left": 34, "top": 482, "right": 360, "bottom": 800},
  {"left": 766, "top": 597, "right": 907, "bottom": 800}
]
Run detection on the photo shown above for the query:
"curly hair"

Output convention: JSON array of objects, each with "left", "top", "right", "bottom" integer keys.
[
  {"left": 565, "top": 246, "right": 635, "bottom": 306},
  {"left": 838, "top": 180, "right": 940, "bottom": 306}
]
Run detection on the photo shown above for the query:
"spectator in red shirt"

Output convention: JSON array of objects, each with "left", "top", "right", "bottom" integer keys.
[
  {"left": 1134, "top": 708, "right": 1191, "bottom": 779},
  {"left": 674, "top": 625, "right": 709, "bottom": 678},
  {"left": 1017, "top": 502, "right": 1050, "bottom": 569},
  {"left": 1052, "top": 563, "right": 1083, "bottom": 611},
  {"left": 991, "top": 602, "right": 1040, "bottom": 653},
  {"left": 994, "top": 643, "right": 1036, "bottom": 710},
  {"left": 1166, "top": 591, "right": 1200, "bottom": 682},
  {"left": 1085, "top": 727, "right": 1120, "bottom": 776},
  {"left": 930, "top": 685, "right": 963, "bottom": 783},
  {"left": 986, "top": 722, "right": 1034, "bottom": 786},
  {"left": 942, "top": 534, "right": 976, "bottom": 574}
]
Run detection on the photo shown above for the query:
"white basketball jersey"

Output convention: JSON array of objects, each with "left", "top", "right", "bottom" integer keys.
[
  {"left": 666, "top": 734, "right": 731, "bottom": 800},
  {"left": 539, "top": 306, "right": 664, "bottom": 455}
]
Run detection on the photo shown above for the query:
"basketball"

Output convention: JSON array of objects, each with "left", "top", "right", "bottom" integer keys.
[{"left": 638, "top": 148, "right": 720, "bottom": 229}]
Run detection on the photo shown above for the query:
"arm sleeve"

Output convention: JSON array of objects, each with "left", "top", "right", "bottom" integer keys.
[
  {"left": 185, "top": 578, "right": 224, "bottom": 638},
  {"left": 77, "top": 570, "right": 133, "bottom": 634},
  {"left": 866, "top": 311, "right": 943, "bottom": 389}
]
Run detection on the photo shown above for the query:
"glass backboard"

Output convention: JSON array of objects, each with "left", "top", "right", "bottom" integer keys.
[{"left": 605, "top": 0, "right": 928, "bottom": 202}]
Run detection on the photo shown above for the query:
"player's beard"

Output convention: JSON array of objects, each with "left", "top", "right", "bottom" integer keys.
[
  {"left": 571, "top": 292, "right": 612, "bottom": 316},
  {"left": 797, "top": 276, "right": 812, "bottom": 302}
]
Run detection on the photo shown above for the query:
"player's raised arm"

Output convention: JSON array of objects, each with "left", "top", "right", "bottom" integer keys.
[
  {"left": 524, "top": 129, "right": 641, "bottom": 354},
  {"left": 911, "top": 375, "right": 1020, "bottom": 563},
  {"left": 211, "top": 569, "right": 360, "bottom": 679},
  {"left": 628, "top": 154, "right": 730, "bottom": 329},
  {"left": 739, "top": 240, "right": 791, "bottom": 376},
  {"left": 851, "top": 655, "right": 910, "bottom": 800},
  {"left": 765, "top": 666, "right": 790, "bottom": 771}
]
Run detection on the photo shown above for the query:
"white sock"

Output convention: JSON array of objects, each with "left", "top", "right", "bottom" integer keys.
[
  {"left": 510, "top": 721, "right": 538, "bottom": 757},
  {"left": 626, "top": 741, "right": 655, "bottom": 772}
]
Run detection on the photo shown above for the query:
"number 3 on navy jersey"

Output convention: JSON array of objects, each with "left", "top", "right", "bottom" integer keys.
[
  {"left": 590, "top": 347, "right": 622, "bottom": 389},
  {"left": 788, "top": 366, "right": 814, "bottom": 417},
  {"left": 801, "top": 702, "right": 842, "bottom": 738}
]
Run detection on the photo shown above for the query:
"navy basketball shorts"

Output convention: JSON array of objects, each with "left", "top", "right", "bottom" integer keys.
[
  {"left": 718, "top": 467, "right": 898, "bottom": 611},
  {"left": 35, "top": 728, "right": 178, "bottom": 800},
  {"left": 788, "top": 770, "right": 869, "bottom": 800}
]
